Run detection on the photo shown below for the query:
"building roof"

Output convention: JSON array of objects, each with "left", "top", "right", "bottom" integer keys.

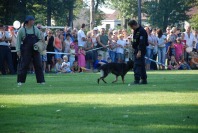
[
  {"left": 186, "top": 6, "right": 198, "bottom": 16},
  {"left": 104, "top": 11, "right": 119, "bottom": 20}
]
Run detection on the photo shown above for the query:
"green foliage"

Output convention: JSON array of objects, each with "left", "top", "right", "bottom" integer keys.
[
  {"left": 190, "top": 14, "right": 198, "bottom": 30},
  {"left": 109, "top": 0, "right": 138, "bottom": 19},
  {"left": 0, "top": 0, "right": 83, "bottom": 26},
  {"left": 95, "top": 10, "right": 106, "bottom": 26},
  {"left": 0, "top": 71, "right": 198, "bottom": 132},
  {"left": 143, "top": 0, "right": 196, "bottom": 30}
]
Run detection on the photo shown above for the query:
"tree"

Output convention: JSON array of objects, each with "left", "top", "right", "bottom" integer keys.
[
  {"left": 190, "top": 14, "right": 198, "bottom": 30},
  {"left": 90, "top": 0, "right": 95, "bottom": 30},
  {"left": 0, "top": 0, "right": 83, "bottom": 26},
  {"left": 143, "top": 0, "right": 196, "bottom": 30},
  {"left": 108, "top": 0, "right": 138, "bottom": 29},
  {"left": 0, "top": 0, "right": 28, "bottom": 25},
  {"left": 89, "top": 0, "right": 105, "bottom": 30}
]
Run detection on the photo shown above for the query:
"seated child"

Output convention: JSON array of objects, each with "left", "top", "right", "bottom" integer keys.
[
  {"left": 189, "top": 52, "right": 198, "bottom": 69},
  {"left": 178, "top": 56, "right": 191, "bottom": 70},
  {"left": 168, "top": 55, "right": 180, "bottom": 70},
  {"left": 61, "top": 55, "right": 72, "bottom": 73},
  {"left": 55, "top": 58, "right": 63, "bottom": 73},
  {"left": 71, "top": 61, "right": 82, "bottom": 73},
  {"left": 71, "top": 61, "right": 91, "bottom": 73},
  {"left": 93, "top": 54, "right": 108, "bottom": 71}
]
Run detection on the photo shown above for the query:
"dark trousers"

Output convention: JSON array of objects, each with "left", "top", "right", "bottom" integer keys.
[
  {"left": 150, "top": 54, "right": 158, "bottom": 70},
  {"left": 47, "top": 52, "right": 54, "bottom": 65},
  {"left": 133, "top": 54, "right": 147, "bottom": 81},
  {"left": 17, "top": 45, "right": 45, "bottom": 83},
  {"left": 0, "top": 45, "right": 15, "bottom": 75},
  {"left": 11, "top": 47, "right": 18, "bottom": 72}
]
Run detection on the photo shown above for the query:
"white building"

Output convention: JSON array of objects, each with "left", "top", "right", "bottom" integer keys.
[
  {"left": 98, "top": 19, "right": 121, "bottom": 30},
  {"left": 97, "top": 11, "right": 121, "bottom": 30}
]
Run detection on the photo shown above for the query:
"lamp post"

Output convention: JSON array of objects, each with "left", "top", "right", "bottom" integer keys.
[{"left": 138, "top": 0, "right": 141, "bottom": 25}]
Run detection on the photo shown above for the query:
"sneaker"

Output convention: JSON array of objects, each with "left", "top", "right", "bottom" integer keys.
[
  {"left": 40, "top": 82, "right": 45, "bottom": 85},
  {"left": 17, "top": 82, "right": 22, "bottom": 86},
  {"left": 129, "top": 81, "right": 140, "bottom": 85},
  {"left": 140, "top": 80, "right": 147, "bottom": 84}
]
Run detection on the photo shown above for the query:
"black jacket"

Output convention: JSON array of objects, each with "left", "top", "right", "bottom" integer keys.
[{"left": 132, "top": 26, "right": 148, "bottom": 55}]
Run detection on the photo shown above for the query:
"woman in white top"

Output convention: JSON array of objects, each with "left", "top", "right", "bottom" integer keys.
[
  {"left": 145, "top": 27, "right": 155, "bottom": 70},
  {"left": 151, "top": 28, "right": 158, "bottom": 70},
  {"left": 9, "top": 27, "right": 18, "bottom": 72},
  {"left": 157, "top": 29, "right": 166, "bottom": 70},
  {"left": 91, "top": 27, "right": 99, "bottom": 62},
  {"left": 122, "top": 29, "right": 130, "bottom": 62}
]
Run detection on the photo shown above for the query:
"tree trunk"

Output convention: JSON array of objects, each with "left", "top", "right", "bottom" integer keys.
[
  {"left": 47, "top": 0, "right": 51, "bottom": 26},
  {"left": 19, "top": 0, "right": 27, "bottom": 23},
  {"left": 163, "top": 14, "right": 168, "bottom": 31},
  {"left": 68, "top": 1, "right": 74, "bottom": 28},
  {"left": 90, "top": 0, "right": 95, "bottom": 30}
]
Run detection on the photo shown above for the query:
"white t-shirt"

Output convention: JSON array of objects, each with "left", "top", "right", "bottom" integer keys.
[
  {"left": 0, "top": 32, "right": 10, "bottom": 46},
  {"left": 61, "top": 61, "right": 71, "bottom": 71},
  {"left": 147, "top": 35, "right": 155, "bottom": 49},
  {"left": 116, "top": 39, "right": 126, "bottom": 54},
  {"left": 157, "top": 35, "right": 166, "bottom": 47},
  {"left": 184, "top": 32, "right": 196, "bottom": 48},
  {"left": 77, "top": 29, "right": 86, "bottom": 47}
]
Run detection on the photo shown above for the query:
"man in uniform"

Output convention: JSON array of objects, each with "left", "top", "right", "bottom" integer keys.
[
  {"left": 128, "top": 20, "right": 148, "bottom": 85},
  {"left": 16, "top": 15, "right": 45, "bottom": 85}
]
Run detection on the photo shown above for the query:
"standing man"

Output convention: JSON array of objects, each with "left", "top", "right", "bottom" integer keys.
[
  {"left": 128, "top": 20, "right": 148, "bottom": 85},
  {"left": 184, "top": 25, "right": 196, "bottom": 61},
  {"left": 97, "top": 28, "right": 109, "bottom": 60},
  {"left": 78, "top": 24, "right": 87, "bottom": 47},
  {"left": 16, "top": 15, "right": 45, "bottom": 85}
]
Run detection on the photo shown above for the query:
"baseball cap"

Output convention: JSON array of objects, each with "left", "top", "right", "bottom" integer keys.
[
  {"left": 93, "top": 27, "right": 98, "bottom": 30},
  {"left": 25, "top": 15, "right": 35, "bottom": 22}
]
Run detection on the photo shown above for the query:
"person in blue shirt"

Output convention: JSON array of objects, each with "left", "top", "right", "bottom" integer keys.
[{"left": 93, "top": 54, "right": 108, "bottom": 70}]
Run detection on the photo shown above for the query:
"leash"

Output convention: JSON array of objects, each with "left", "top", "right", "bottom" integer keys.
[{"left": 144, "top": 56, "right": 168, "bottom": 67}]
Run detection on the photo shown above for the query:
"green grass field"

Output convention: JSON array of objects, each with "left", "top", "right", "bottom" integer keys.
[{"left": 0, "top": 70, "right": 198, "bottom": 133}]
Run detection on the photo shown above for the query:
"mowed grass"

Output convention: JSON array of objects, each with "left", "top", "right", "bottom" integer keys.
[{"left": 0, "top": 70, "right": 198, "bottom": 133}]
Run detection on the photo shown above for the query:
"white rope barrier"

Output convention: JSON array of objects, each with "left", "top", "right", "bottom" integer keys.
[
  {"left": 145, "top": 56, "right": 167, "bottom": 67},
  {"left": 11, "top": 45, "right": 110, "bottom": 55},
  {"left": 11, "top": 48, "right": 167, "bottom": 67}
]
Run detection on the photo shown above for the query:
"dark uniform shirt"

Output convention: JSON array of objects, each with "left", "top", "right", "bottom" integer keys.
[{"left": 132, "top": 26, "right": 148, "bottom": 55}]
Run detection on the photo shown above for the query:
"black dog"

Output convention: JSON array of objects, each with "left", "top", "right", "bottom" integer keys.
[{"left": 97, "top": 60, "right": 134, "bottom": 84}]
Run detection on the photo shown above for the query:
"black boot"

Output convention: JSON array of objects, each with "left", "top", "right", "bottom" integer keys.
[{"left": 140, "top": 80, "right": 147, "bottom": 84}]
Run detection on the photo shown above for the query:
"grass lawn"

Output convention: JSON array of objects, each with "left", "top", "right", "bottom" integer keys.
[{"left": 0, "top": 70, "right": 198, "bottom": 133}]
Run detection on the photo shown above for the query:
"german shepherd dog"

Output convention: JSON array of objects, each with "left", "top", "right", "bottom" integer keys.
[{"left": 97, "top": 60, "right": 134, "bottom": 84}]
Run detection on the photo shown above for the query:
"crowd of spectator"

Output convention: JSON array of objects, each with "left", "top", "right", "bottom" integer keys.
[{"left": 0, "top": 22, "right": 198, "bottom": 75}]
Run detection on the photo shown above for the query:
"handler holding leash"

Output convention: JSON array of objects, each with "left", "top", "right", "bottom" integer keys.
[
  {"left": 128, "top": 20, "right": 148, "bottom": 85},
  {"left": 16, "top": 16, "right": 45, "bottom": 85}
]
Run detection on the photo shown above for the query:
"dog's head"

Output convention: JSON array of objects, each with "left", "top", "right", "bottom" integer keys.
[{"left": 127, "top": 59, "right": 134, "bottom": 70}]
